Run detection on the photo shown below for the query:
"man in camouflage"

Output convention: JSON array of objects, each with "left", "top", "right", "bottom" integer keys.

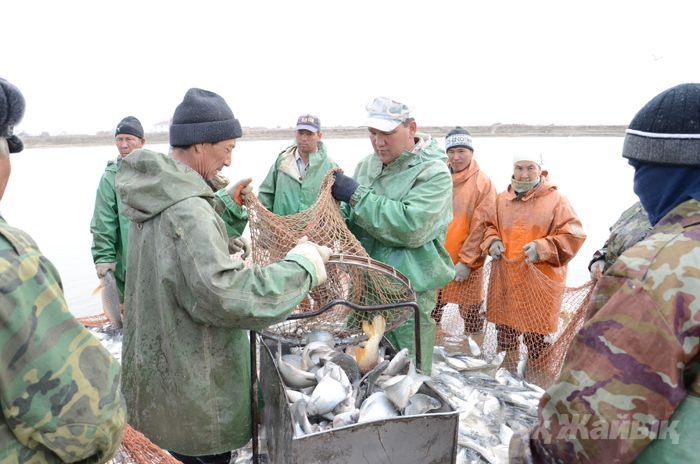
[
  {"left": 510, "top": 83, "right": 700, "bottom": 462},
  {"left": 0, "top": 78, "right": 125, "bottom": 462},
  {"left": 588, "top": 200, "right": 651, "bottom": 280}
]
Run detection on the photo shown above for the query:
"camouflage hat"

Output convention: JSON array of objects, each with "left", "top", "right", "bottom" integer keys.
[
  {"left": 363, "top": 96, "right": 413, "bottom": 132},
  {"left": 623, "top": 83, "right": 700, "bottom": 166},
  {"left": 0, "top": 78, "right": 25, "bottom": 153}
]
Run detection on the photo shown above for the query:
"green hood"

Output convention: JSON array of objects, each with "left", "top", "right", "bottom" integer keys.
[{"left": 117, "top": 149, "right": 214, "bottom": 223}]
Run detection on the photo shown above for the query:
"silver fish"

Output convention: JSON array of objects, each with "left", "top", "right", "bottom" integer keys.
[
  {"left": 301, "top": 341, "right": 334, "bottom": 370},
  {"left": 277, "top": 341, "right": 316, "bottom": 389},
  {"left": 358, "top": 392, "right": 398, "bottom": 423},
  {"left": 307, "top": 375, "right": 347, "bottom": 416},
  {"left": 99, "top": 271, "right": 122, "bottom": 329},
  {"left": 303, "top": 330, "right": 335, "bottom": 348},
  {"left": 383, "top": 347, "right": 410, "bottom": 376},
  {"left": 404, "top": 393, "right": 441, "bottom": 416},
  {"left": 332, "top": 409, "right": 360, "bottom": 428},
  {"left": 467, "top": 335, "right": 482, "bottom": 357},
  {"left": 380, "top": 361, "right": 430, "bottom": 410},
  {"left": 291, "top": 399, "right": 316, "bottom": 436},
  {"left": 285, "top": 388, "right": 311, "bottom": 404}
]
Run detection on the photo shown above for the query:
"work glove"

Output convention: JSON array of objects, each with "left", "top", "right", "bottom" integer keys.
[
  {"left": 286, "top": 236, "right": 332, "bottom": 286},
  {"left": 227, "top": 178, "right": 253, "bottom": 206},
  {"left": 95, "top": 262, "right": 117, "bottom": 278},
  {"left": 489, "top": 240, "right": 505, "bottom": 259},
  {"left": 0, "top": 78, "right": 26, "bottom": 154},
  {"left": 589, "top": 259, "right": 605, "bottom": 281},
  {"left": 523, "top": 242, "right": 539, "bottom": 263},
  {"left": 331, "top": 171, "right": 359, "bottom": 203},
  {"left": 228, "top": 236, "right": 251, "bottom": 259},
  {"left": 454, "top": 262, "right": 471, "bottom": 282}
]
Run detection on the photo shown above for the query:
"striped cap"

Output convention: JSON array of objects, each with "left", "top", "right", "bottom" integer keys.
[{"left": 622, "top": 83, "right": 700, "bottom": 166}]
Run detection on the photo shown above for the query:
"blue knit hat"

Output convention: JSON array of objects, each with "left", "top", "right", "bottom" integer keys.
[
  {"left": 445, "top": 127, "right": 473, "bottom": 151},
  {"left": 0, "top": 78, "right": 26, "bottom": 153},
  {"left": 169, "top": 88, "right": 242, "bottom": 146}
]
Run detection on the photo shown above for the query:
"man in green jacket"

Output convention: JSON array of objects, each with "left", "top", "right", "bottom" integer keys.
[
  {"left": 90, "top": 116, "right": 145, "bottom": 302},
  {"left": 331, "top": 96, "right": 455, "bottom": 374},
  {"left": 258, "top": 114, "right": 338, "bottom": 215},
  {"left": 0, "top": 77, "right": 125, "bottom": 463},
  {"left": 116, "top": 88, "right": 331, "bottom": 463}
]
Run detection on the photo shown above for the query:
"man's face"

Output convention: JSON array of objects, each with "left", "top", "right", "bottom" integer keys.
[
  {"left": 115, "top": 134, "right": 145, "bottom": 158},
  {"left": 368, "top": 120, "right": 416, "bottom": 165},
  {"left": 447, "top": 147, "right": 474, "bottom": 173},
  {"left": 0, "top": 138, "right": 10, "bottom": 201},
  {"left": 199, "top": 139, "right": 236, "bottom": 180},
  {"left": 513, "top": 161, "right": 542, "bottom": 182},
  {"left": 295, "top": 129, "right": 322, "bottom": 156}
]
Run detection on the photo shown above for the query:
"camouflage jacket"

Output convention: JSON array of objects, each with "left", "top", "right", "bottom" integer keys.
[
  {"left": 0, "top": 217, "right": 125, "bottom": 463},
  {"left": 510, "top": 199, "right": 700, "bottom": 463},
  {"left": 588, "top": 201, "right": 651, "bottom": 273}
]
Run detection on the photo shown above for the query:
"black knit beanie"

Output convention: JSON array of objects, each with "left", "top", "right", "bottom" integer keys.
[
  {"left": 0, "top": 78, "right": 26, "bottom": 153},
  {"left": 445, "top": 126, "right": 473, "bottom": 151},
  {"left": 115, "top": 116, "right": 144, "bottom": 138},
  {"left": 622, "top": 83, "right": 700, "bottom": 166},
  {"left": 169, "top": 88, "right": 242, "bottom": 146}
]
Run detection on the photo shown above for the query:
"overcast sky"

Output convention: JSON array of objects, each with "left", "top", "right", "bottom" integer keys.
[{"left": 6, "top": 0, "right": 700, "bottom": 135}]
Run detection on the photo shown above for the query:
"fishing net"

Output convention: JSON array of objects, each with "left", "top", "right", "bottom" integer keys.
[
  {"left": 433, "top": 257, "right": 594, "bottom": 388},
  {"left": 108, "top": 425, "right": 182, "bottom": 464},
  {"left": 243, "top": 169, "right": 416, "bottom": 343}
]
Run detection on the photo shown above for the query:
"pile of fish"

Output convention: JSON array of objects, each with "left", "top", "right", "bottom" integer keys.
[
  {"left": 274, "top": 315, "right": 445, "bottom": 436},
  {"left": 430, "top": 345, "right": 544, "bottom": 464}
]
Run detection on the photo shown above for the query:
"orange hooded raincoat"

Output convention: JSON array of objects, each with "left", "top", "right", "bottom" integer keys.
[
  {"left": 482, "top": 173, "right": 586, "bottom": 334},
  {"left": 440, "top": 159, "right": 497, "bottom": 306}
]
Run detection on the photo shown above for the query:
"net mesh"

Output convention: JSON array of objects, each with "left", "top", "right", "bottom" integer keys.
[
  {"left": 244, "top": 170, "right": 415, "bottom": 343},
  {"left": 108, "top": 425, "right": 182, "bottom": 463},
  {"left": 433, "top": 257, "right": 594, "bottom": 388}
]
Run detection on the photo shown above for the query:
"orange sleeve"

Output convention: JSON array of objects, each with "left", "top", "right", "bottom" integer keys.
[
  {"left": 459, "top": 175, "right": 497, "bottom": 268},
  {"left": 533, "top": 194, "right": 586, "bottom": 266}
]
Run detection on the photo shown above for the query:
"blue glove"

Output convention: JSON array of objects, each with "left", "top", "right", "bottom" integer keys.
[{"left": 331, "top": 171, "right": 359, "bottom": 203}]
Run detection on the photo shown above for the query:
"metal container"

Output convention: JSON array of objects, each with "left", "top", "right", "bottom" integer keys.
[{"left": 259, "top": 337, "right": 459, "bottom": 464}]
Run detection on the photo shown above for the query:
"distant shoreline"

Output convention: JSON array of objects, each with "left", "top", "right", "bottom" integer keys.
[{"left": 21, "top": 124, "right": 627, "bottom": 148}]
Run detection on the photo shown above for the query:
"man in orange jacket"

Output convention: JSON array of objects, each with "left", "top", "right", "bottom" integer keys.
[
  {"left": 482, "top": 154, "right": 585, "bottom": 361},
  {"left": 436, "top": 127, "right": 496, "bottom": 336}
]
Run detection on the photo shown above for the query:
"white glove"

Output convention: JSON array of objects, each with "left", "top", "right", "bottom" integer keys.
[
  {"left": 226, "top": 178, "right": 254, "bottom": 205},
  {"left": 589, "top": 259, "right": 605, "bottom": 281},
  {"left": 489, "top": 240, "right": 505, "bottom": 259},
  {"left": 95, "top": 262, "right": 117, "bottom": 278},
  {"left": 286, "top": 236, "right": 332, "bottom": 286},
  {"left": 454, "top": 262, "right": 471, "bottom": 282},
  {"left": 228, "top": 237, "right": 251, "bottom": 259},
  {"left": 523, "top": 242, "right": 539, "bottom": 263}
]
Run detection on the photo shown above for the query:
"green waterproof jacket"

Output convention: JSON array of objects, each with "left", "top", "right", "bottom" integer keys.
[
  {"left": 345, "top": 135, "right": 455, "bottom": 293},
  {"left": 258, "top": 141, "right": 338, "bottom": 215},
  {"left": 90, "top": 160, "right": 129, "bottom": 301},
  {"left": 0, "top": 217, "right": 125, "bottom": 463},
  {"left": 115, "top": 149, "right": 321, "bottom": 455}
]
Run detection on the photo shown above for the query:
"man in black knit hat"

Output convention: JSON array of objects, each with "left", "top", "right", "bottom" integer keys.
[
  {"left": 115, "top": 88, "right": 331, "bottom": 463},
  {"left": 89, "top": 115, "right": 145, "bottom": 307},
  {"left": 510, "top": 83, "right": 700, "bottom": 463}
]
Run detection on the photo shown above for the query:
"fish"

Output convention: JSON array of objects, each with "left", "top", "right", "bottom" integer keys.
[
  {"left": 332, "top": 409, "right": 360, "bottom": 428},
  {"left": 517, "top": 355, "right": 528, "bottom": 379},
  {"left": 357, "top": 392, "right": 398, "bottom": 423},
  {"left": 328, "top": 351, "right": 361, "bottom": 384},
  {"left": 285, "top": 389, "right": 311, "bottom": 404},
  {"left": 354, "top": 314, "right": 386, "bottom": 374},
  {"left": 404, "top": 393, "right": 441, "bottom": 416},
  {"left": 277, "top": 341, "right": 317, "bottom": 389},
  {"left": 467, "top": 336, "right": 482, "bottom": 357},
  {"left": 303, "top": 330, "right": 335, "bottom": 348},
  {"left": 98, "top": 271, "right": 122, "bottom": 329},
  {"left": 291, "top": 399, "right": 316, "bottom": 436},
  {"left": 383, "top": 347, "right": 410, "bottom": 376},
  {"left": 307, "top": 375, "right": 347, "bottom": 416},
  {"left": 301, "top": 341, "right": 334, "bottom": 370},
  {"left": 380, "top": 361, "right": 430, "bottom": 410}
]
